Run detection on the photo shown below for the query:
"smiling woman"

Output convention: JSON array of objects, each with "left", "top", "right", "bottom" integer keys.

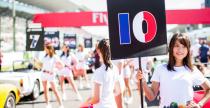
[{"left": 136, "top": 33, "right": 210, "bottom": 108}]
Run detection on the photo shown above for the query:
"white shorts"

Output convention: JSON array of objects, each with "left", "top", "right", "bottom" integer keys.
[
  {"left": 123, "top": 66, "right": 131, "bottom": 78},
  {"left": 76, "top": 62, "right": 86, "bottom": 69},
  {"left": 57, "top": 67, "right": 73, "bottom": 77},
  {"left": 41, "top": 71, "right": 56, "bottom": 82}
]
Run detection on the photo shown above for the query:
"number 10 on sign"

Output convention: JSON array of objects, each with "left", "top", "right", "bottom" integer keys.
[{"left": 118, "top": 11, "right": 157, "bottom": 44}]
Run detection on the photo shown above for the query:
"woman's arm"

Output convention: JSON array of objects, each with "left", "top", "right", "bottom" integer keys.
[
  {"left": 55, "top": 57, "right": 65, "bottom": 69},
  {"left": 198, "top": 80, "right": 210, "bottom": 107},
  {"left": 87, "top": 82, "right": 100, "bottom": 104},
  {"left": 33, "top": 57, "right": 43, "bottom": 70},
  {"left": 136, "top": 70, "right": 160, "bottom": 101},
  {"left": 71, "top": 54, "right": 78, "bottom": 66}
]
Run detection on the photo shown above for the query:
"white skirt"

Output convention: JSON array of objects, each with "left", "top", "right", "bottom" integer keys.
[
  {"left": 41, "top": 71, "right": 56, "bottom": 82},
  {"left": 57, "top": 67, "right": 73, "bottom": 77}
]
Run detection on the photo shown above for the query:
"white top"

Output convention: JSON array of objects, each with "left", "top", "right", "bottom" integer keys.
[
  {"left": 76, "top": 51, "right": 85, "bottom": 62},
  {"left": 124, "top": 65, "right": 130, "bottom": 73},
  {"left": 112, "top": 59, "right": 125, "bottom": 92},
  {"left": 112, "top": 59, "right": 125, "bottom": 93},
  {"left": 60, "top": 54, "right": 72, "bottom": 67},
  {"left": 151, "top": 64, "right": 206, "bottom": 108},
  {"left": 92, "top": 64, "right": 119, "bottom": 108},
  {"left": 41, "top": 55, "right": 59, "bottom": 72}
]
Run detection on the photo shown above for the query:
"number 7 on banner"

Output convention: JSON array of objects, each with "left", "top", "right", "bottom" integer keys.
[{"left": 30, "top": 35, "right": 40, "bottom": 48}]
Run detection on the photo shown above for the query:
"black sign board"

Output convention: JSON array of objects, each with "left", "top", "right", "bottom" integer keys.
[
  {"left": 64, "top": 34, "right": 77, "bottom": 49},
  {"left": 44, "top": 31, "right": 60, "bottom": 50},
  {"left": 107, "top": 0, "right": 167, "bottom": 60},
  {"left": 26, "top": 28, "right": 44, "bottom": 51},
  {"left": 84, "top": 38, "right": 92, "bottom": 48}
]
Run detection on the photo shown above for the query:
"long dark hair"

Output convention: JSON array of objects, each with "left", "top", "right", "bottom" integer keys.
[
  {"left": 98, "top": 39, "right": 112, "bottom": 71},
  {"left": 44, "top": 44, "right": 55, "bottom": 58},
  {"left": 60, "top": 44, "right": 70, "bottom": 57},
  {"left": 167, "top": 33, "right": 193, "bottom": 71}
]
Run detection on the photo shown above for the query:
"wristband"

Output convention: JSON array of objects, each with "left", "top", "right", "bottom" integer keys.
[
  {"left": 198, "top": 102, "right": 203, "bottom": 108},
  {"left": 88, "top": 104, "right": 93, "bottom": 108}
]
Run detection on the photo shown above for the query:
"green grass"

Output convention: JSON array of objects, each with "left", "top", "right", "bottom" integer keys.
[
  {"left": 1, "top": 63, "right": 28, "bottom": 72},
  {"left": 1, "top": 66, "right": 12, "bottom": 71}
]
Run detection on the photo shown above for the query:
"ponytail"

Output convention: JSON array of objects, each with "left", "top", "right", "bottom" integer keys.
[{"left": 98, "top": 39, "right": 112, "bottom": 71}]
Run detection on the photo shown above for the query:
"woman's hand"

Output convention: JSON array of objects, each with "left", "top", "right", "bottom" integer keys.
[
  {"left": 86, "top": 97, "right": 92, "bottom": 103},
  {"left": 136, "top": 70, "right": 145, "bottom": 80},
  {"left": 186, "top": 101, "right": 201, "bottom": 108},
  {"left": 55, "top": 62, "right": 64, "bottom": 70},
  {"left": 33, "top": 58, "right": 43, "bottom": 70},
  {"left": 80, "top": 98, "right": 93, "bottom": 108}
]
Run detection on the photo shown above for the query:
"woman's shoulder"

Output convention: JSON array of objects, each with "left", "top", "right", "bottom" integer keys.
[
  {"left": 69, "top": 52, "right": 75, "bottom": 56},
  {"left": 112, "top": 63, "right": 117, "bottom": 68},
  {"left": 152, "top": 64, "right": 169, "bottom": 76},
  {"left": 53, "top": 54, "right": 59, "bottom": 58},
  {"left": 94, "top": 64, "right": 118, "bottom": 74},
  {"left": 52, "top": 54, "right": 60, "bottom": 61},
  {"left": 155, "top": 63, "right": 167, "bottom": 70},
  {"left": 95, "top": 64, "right": 106, "bottom": 73}
]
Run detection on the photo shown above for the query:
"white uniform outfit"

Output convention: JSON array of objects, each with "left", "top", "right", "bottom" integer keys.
[
  {"left": 112, "top": 60, "right": 125, "bottom": 94},
  {"left": 76, "top": 51, "right": 86, "bottom": 69},
  {"left": 123, "top": 65, "right": 131, "bottom": 78},
  {"left": 41, "top": 55, "right": 59, "bottom": 82},
  {"left": 58, "top": 54, "right": 73, "bottom": 77},
  {"left": 151, "top": 64, "right": 206, "bottom": 108},
  {"left": 92, "top": 64, "right": 120, "bottom": 108}
]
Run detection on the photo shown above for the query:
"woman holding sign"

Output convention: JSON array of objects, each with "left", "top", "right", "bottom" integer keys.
[
  {"left": 81, "top": 39, "right": 122, "bottom": 108},
  {"left": 136, "top": 33, "right": 210, "bottom": 108}
]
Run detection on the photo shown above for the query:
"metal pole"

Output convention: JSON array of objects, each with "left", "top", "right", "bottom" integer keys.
[
  {"left": 0, "top": 17, "right": 1, "bottom": 50},
  {"left": 139, "top": 57, "right": 144, "bottom": 108},
  {"left": 0, "top": 17, "right": 1, "bottom": 72},
  {"left": 12, "top": 0, "right": 16, "bottom": 51}
]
